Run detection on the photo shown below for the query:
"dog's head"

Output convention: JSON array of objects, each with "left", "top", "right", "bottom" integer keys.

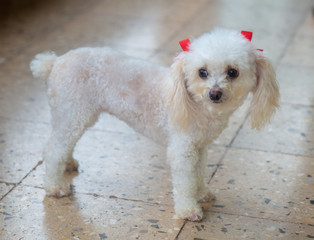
[{"left": 167, "top": 28, "right": 279, "bottom": 131}]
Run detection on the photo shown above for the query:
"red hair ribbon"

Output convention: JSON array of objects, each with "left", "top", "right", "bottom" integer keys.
[
  {"left": 241, "top": 30, "right": 263, "bottom": 52},
  {"left": 179, "top": 38, "right": 191, "bottom": 52},
  {"left": 179, "top": 31, "right": 263, "bottom": 52},
  {"left": 241, "top": 31, "right": 253, "bottom": 41}
]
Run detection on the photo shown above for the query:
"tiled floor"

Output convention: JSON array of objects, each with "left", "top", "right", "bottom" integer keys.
[{"left": 1, "top": 0, "right": 314, "bottom": 239}]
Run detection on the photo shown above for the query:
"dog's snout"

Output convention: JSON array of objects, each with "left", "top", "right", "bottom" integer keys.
[{"left": 209, "top": 87, "right": 223, "bottom": 102}]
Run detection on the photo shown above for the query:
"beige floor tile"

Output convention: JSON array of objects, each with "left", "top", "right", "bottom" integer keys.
[
  {"left": 0, "top": 0, "right": 99, "bottom": 61},
  {"left": 0, "top": 185, "right": 184, "bottom": 240},
  {"left": 1, "top": 1, "right": 178, "bottom": 70},
  {"left": 93, "top": 0, "right": 208, "bottom": 23},
  {"left": 0, "top": 118, "right": 48, "bottom": 183},
  {"left": 205, "top": 148, "right": 314, "bottom": 224},
  {"left": 277, "top": 64, "right": 314, "bottom": 106},
  {"left": 0, "top": 48, "right": 51, "bottom": 122},
  {"left": 162, "top": 0, "right": 311, "bottom": 64},
  {"left": 23, "top": 128, "right": 226, "bottom": 205},
  {"left": 281, "top": 14, "right": 314, "bottom": 68},
  {"left": 0, "top": 77, "right": 49, "bottom": 123},
  {"left": 41, "top": 4, "right": 184, "bottom": 54},
  {"left": 30, "top": 34, "right": 153, "bottom": 63},
  {"left": 177, "top": 211, "right": 314, "bottom": 240},
  {"left": 232, "top": 104, "right": 314, "bottom": 156}
]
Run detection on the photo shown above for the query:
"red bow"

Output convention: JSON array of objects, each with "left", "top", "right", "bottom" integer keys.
[
  {"left": 179, "top": 31, "right": 263, "bottom": 52},
  {"left": 241, "top": 31, "right": 253, "bottom": 41},
  {"left": 179, "top": 38, "right": 191, "bottom": 52},
  {"left": 241, "top": 31, "right": 263, "bottom": 52}
]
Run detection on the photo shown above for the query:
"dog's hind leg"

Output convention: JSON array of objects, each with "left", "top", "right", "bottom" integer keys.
[{"left": 44, "top": 104, "right": 98, "bottom": 197}]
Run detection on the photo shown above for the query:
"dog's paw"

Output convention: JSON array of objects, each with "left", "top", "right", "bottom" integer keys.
[
  {"left": 176, "top": 205, "right": 203, "bottom": 221},
  {"left": 198, "top": 188, "right": 215, "bottom": 203},
  {"left": 65, "top": 158, "right": 79, "bottom": 172},
  {"left": 45, "top": 183, "right": 72, "bottom": 198}
]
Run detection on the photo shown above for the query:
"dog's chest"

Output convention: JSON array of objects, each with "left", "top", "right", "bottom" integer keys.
[{"left": 193, "top": 116, "right": 229, "bottom": 146}]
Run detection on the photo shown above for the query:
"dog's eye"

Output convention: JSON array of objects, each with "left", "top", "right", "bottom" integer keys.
[
  {"left": 199, "top": 69, "right": 208, "bottom": 79},
  {"left": 227, "top": 68, "right": 239, "bottom": 79}
]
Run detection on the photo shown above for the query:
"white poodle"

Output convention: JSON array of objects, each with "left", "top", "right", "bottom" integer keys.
[{"left": 30, "top": 28, "right": 279, "bottom": 221}]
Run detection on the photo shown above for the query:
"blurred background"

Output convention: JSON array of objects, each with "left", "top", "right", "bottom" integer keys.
[{"left": 0, "top": 0, "right": 314, "bottom": 239}]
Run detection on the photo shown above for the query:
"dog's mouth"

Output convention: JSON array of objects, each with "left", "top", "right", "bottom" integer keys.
[{"left": 211, "top": 99, "right": 223, "bottom": 104}]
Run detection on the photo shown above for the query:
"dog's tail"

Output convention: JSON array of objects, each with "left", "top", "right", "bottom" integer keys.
[{"left": 30, "top": 51, "right": 57, "bottom": 80}]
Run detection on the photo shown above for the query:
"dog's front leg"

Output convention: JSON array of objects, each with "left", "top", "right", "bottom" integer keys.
[
  {"left": 197, "top": 147, "right": 215, "bottom": 202},
  {"left": 168, "top": 142, "right": 203, "bottom": 221}
]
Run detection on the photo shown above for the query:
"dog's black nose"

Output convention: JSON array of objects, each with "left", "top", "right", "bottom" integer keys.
[{"left": 209, "top": 87, "right": 223, "bottom": 102}]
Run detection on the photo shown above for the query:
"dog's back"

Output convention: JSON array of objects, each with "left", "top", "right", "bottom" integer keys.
[{"left": 31, "top": 47, "right": 170, "bottom": 144}]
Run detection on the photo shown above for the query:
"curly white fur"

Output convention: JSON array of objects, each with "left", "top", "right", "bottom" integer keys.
[
  {"left": 30, "top": 28, "right": 279, "bottom": 221},
  {"left": 30, "top": 51, "right": 57, "bottom": 79}
]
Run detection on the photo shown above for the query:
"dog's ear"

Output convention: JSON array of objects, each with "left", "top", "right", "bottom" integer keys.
[
  {"left": 249, "top": 53, "right": 280, "bottom": 130},
  {"left": 166, "top": 55, "right": 195, "bottom": 131}
]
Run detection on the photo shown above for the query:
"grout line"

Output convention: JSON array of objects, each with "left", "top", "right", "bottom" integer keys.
[
  {"left": 279, "top": 102, "right": 314, "bottom": 109},
  {"left": 0, "top": 116, "right": 50, "bottom": 125},
  {"left": 227, "top": 112, "right": 251, "bottom": 148},
  {"left": 212, "top": 142, "right": 314, "bottom": 159},
  {"left": 174, "top": 221, "right": 187, "bottom": 240},
  {"left": 224, "top": 145, "right": 314, "bottom": 159},
  {"left": 4, "top": 182, "right": 173, "bottom": 207},
  {"left": 20, "top": 184, "right": 44, "bottom": 190},
  {"left": 1, "top": 185, "right": 17, "bottom": 201},
  {"left": 72, "top": 190, "right": 176, "bottom": 208},
  {"left": 0, "top": 160, "right": 43, "bottom": 201},
  {"left": 10, "top": 174, "right": 313, "bottom": 228},
  {"left": 0, "top": 180, "right": 17, "bottom": 185},
  {"left": 207, "top": 143, "right": 314, "bottom": 187},
  {"left": 207, "top": 104, "right": 251, "bottom": 184},
  {"left": 207, "top": 147, "right": 229, "bottom": 184},
  {"left": 277, "top": 62, "right": 314, "bottom": 70},
  {"left": 206, "top": 208, "right": 313, "bottom": 227},
  {"left": 83, "top": 192, "right": 163, "bottom": 206}
]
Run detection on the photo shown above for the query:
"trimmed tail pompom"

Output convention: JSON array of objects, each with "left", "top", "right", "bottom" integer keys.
[{"left": 30, "top": 51, "right": 57, "bottom": 80}]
